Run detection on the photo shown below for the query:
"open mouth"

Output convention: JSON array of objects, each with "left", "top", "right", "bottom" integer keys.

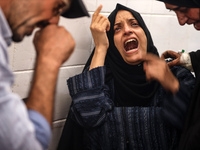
[{"left": 124, "top": 39, "right": 138, "bottom": 52}]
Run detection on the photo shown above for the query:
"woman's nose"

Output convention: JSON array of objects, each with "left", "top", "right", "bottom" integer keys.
[{"left": 124, "top": 24, "right": 132, "bottom": 35}]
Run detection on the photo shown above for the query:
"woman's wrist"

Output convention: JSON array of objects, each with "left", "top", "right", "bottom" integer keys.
[{"left": 89, "top": 47, "right": 107, "bottom": 70}]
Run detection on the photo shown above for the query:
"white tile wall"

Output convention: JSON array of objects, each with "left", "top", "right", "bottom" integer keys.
[{"left": 8, "top": 0, "right": 199, "bottom": 149}]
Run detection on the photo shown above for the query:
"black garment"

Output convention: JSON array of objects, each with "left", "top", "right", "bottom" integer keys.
[
  {"left": 57, "top": 111, "right": 84, "bottom": 150},
  {"left": 178, "top": 50, "right": 200, "bottom": 150},
  {"left": 157, "top": 0, "right": 200, "bottom": 8},
  {"left": 193, "top": 0, "right": 200, "bottom": 7},
  {"left": 156, "top": 0, "right": 200, "bottom": 149}
]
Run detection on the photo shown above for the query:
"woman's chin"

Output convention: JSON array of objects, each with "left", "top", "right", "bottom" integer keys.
[{"left": 125, "top": 59, "right": 143, "bottom": 65}]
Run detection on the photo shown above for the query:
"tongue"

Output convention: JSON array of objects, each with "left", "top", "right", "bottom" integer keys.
[{"left": 125, "top": 41, "right": 138, "bottom": 51}]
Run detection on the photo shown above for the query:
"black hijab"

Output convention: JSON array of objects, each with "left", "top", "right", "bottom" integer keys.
[
  {"left": 157, "top": 0, "right": 200, "bottom": 8},
  {"left": 84, "top": 4, "right": 159, "bottom": 106}
]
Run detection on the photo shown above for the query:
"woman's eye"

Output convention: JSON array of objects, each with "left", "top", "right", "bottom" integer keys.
[
  {"left": 131, "top": 23, "right": 139, "bottom": 26},
  {"left": 114, "top": 27, "right": 121, "bottom": 32}
]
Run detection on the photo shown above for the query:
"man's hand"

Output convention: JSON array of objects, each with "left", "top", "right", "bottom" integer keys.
[
  {"left": 143, "top": 53, "right": 179, "bottom": 94},
  {"left": 26, "top": 25, "right": 75, "bottom": 124},
  {"left": 34, "top": 24, "right": 75, "bottom": 66},
  {"left": 161, "top": 50, "right": 181, "bottom": 67}
]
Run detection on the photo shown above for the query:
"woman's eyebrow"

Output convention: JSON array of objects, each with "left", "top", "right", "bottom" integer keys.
[
  {"left": 114, "top": 22, "right": 121, "bottom": 26},
  {"left": 114, "top": 18, "right": 136, "bottom": 26},
  {"left": 129, "top": 18, "right": 136, "bottom": 21}
]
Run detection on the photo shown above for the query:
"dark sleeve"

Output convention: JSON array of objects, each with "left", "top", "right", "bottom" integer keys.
[
  {"left": 162, "top": 66, "right": 195, "bottom": 130},
  {"left": 67, "top": 66, "right": 114, "bottom": 128},
  {"left": 189, "top": 50, "right": 200, "bottom": 77}
]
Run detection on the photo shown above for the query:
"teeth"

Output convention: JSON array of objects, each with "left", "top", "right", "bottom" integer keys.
[{"left": 125, "top": 39, "right": 136, "bottom": 45}]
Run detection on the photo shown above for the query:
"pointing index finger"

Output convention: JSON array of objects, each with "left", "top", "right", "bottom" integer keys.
[{"left": 93, "top": 5, "right": 103, "bottom": 17}]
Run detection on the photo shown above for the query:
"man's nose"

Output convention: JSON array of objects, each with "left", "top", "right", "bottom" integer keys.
[
  {"left": 176, "top": 12, "right": 188, "bottom": 25},
  {"left": 36, "top": 16, "right": 60, "bottom": 28}
]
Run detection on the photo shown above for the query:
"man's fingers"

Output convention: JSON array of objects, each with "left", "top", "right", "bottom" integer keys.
[
  {"left": 160, "top": 52, "right": 166, "bottom": 60},
  {"left": 33, "top": 30, "right": 41, "bottom": 44},
  {"left": 167, "top": 59, "right": 180, "bottom": 67},
  {"left": 161, "top": 50, "right": 181, "bottom": 67},
  {"left": 161, "top": 50, "right": 180, "bottom": 59},
  {"left": 167, "top": 61, "right": 175, "bottom": 68}
]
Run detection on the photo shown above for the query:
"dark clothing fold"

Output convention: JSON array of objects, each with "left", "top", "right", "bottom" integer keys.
[
  {"left": 58, "top": 65, "right": 195, "bottom": 150},
  {"left": 178, "top": 50, "right": 200, "bottom": 150},
  {"left": 157, "top": 0, "right": 200, "bottom": 8}
]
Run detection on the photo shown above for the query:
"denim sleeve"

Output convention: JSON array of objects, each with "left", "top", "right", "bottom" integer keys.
[
  {"left": 0, "top": 57, "right": 44, "bottom": 149},
  {"left": 162, "top": 66, "right": 195, "bottom": 130},
  {"left": 28, "top": 110, "right": 51, "bottom": 150},
  {"left": 0, "top": 88, "right": 43, "bottom": 150},
  {"left": 67, "top": 66, "right": 114, "bottom": 128},
  {"left": 0, "top": 87, "right": 51, "bottom": 150}
]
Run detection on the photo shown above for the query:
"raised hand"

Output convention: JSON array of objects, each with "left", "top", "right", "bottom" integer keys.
[
  {"left": 27, "top": 24, "right": 75, "bottom": 123},
  {"left": 90, "top": 5, "right": 110, "bottom": 51},
  {"left": 89, "top": 5, "right": 111, "bottom": 70},
  {"left": 33, "top": 24, "right": 75, "bottom": 66}
]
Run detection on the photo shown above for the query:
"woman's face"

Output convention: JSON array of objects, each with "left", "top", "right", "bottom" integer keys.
[{"left": 114, "top": 10, "right": 147, "bottom": 65}]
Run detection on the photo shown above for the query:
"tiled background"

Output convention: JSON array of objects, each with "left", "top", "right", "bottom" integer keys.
[{"left": 8, "top": 0, "right": 199, "bottom": 149}]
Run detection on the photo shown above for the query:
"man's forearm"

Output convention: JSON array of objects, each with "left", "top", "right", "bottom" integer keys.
[
  {"left": 26, "top": 56, "right": 60, "bottom": 124},
  {"left": 26, "top": 25, "right": 75, "bottom": 125}
]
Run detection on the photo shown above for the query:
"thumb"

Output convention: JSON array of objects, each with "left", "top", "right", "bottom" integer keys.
[
  {"left": 33, "top": 30, "right": 41, "bottom": 42},
  {"left": 106, "top": 21, "right": 110, "bottom": 32}
]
